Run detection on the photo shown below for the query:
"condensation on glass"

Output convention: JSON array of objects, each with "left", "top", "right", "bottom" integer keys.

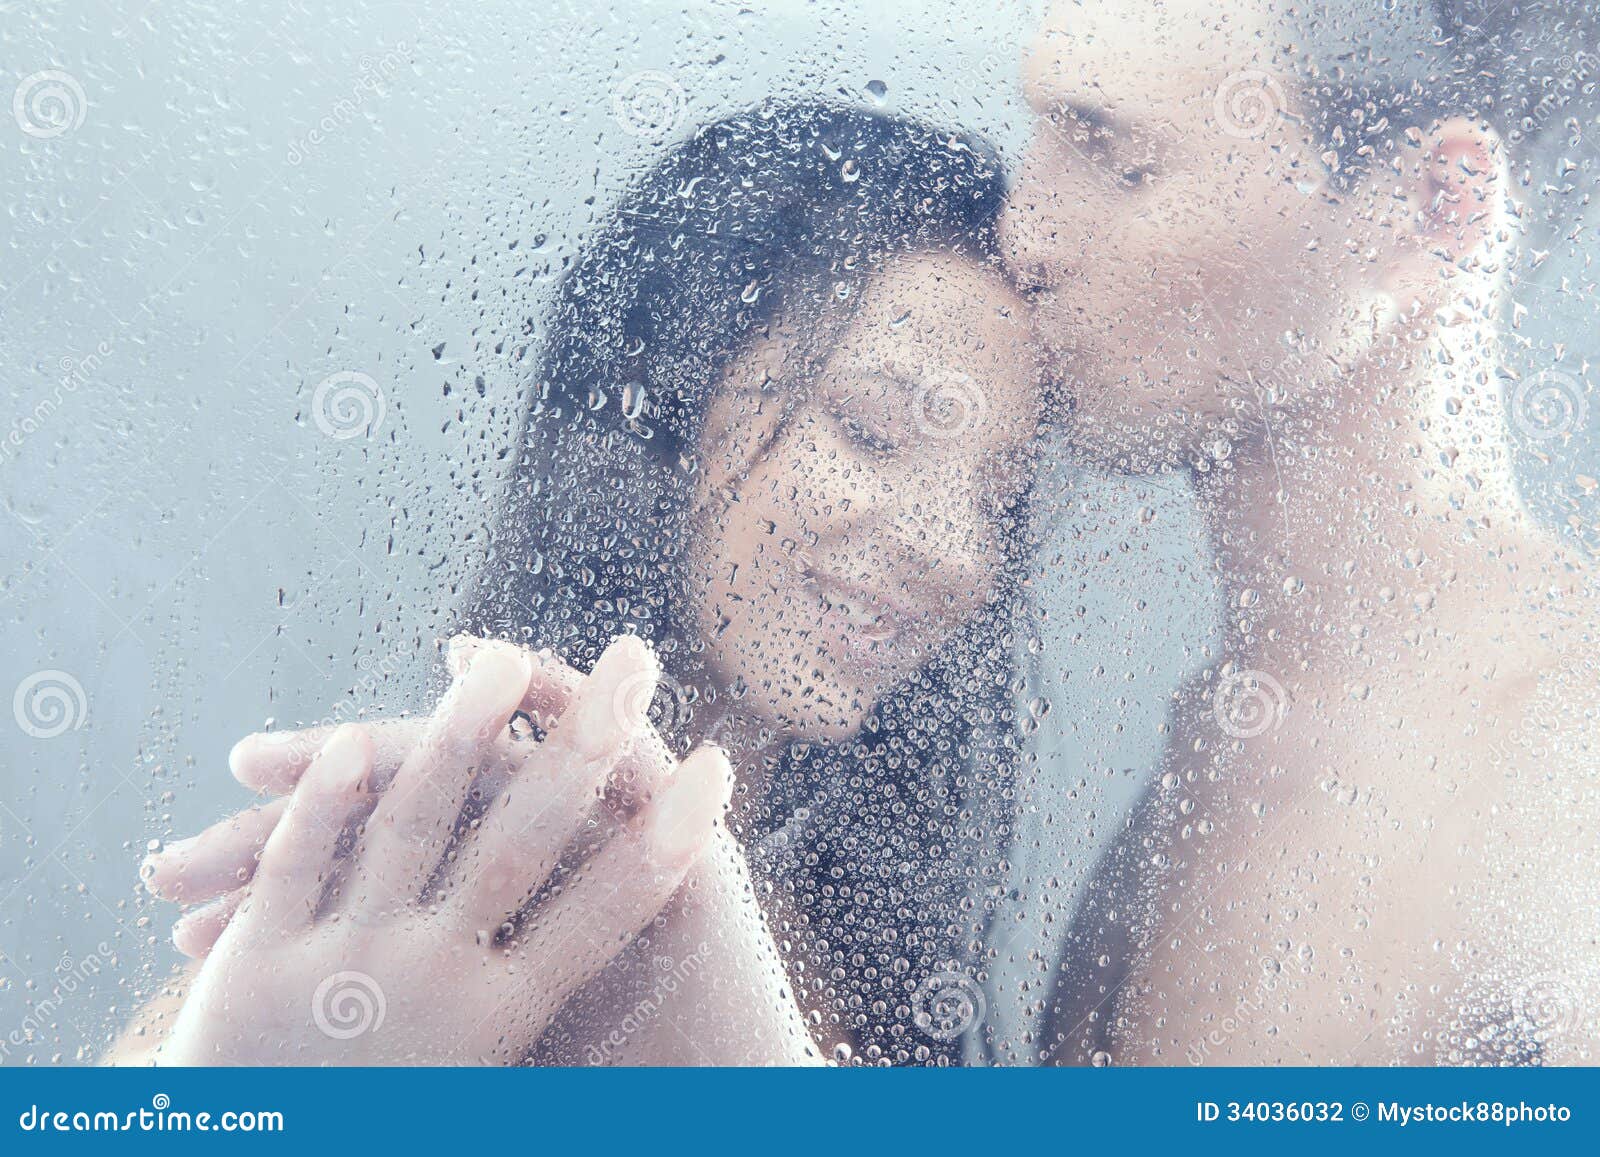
[{"left": 2, "top": 0, "right": 1597, "bottom": 1067}]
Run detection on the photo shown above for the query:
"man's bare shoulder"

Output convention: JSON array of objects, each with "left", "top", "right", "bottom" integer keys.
[{"left": 1435, "top": 594, "right": 1600, "bottom": 1062}]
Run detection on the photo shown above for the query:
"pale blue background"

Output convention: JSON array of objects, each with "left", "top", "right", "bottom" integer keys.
[{"left": 2, "top": 0, "right": 1591, "bottom": 1064}]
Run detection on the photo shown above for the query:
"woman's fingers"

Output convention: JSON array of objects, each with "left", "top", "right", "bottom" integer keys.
[
  {"left": 525, "top": 634, "right": 674, "bottom": 824},
  {"left": 173, "top": 713, "right": 528, "bottom": 905},
  {"left": 227, "top": 725, "right": 373, "bottom": 942},
  {"left": 171, "top": 890, "right": 245, "bottom": 959},
  {"left": 453, "top": 635, "right": 672, "bottom": 815},
  {"left": 447, "top": 637, "right": 668, "bottom": 929},
  {"left": 229, "top": 718, "right": 426, "bottom": 795},
  {"left": 166, "top": 638, "right": 658, "bottom": 920},
  {"left": 142, "top": 798, "right": 288, "bottom": 904},
  {"left": 447, "top": 637, "right": 579, "bottom": 731},
  {"left": 352, "top": 643, "right": 533, "bottom": 904},
  {"left": 514, "top": 744, "right": 733, "bottom": 1000},
  {"left": 228, "top": 640, "right": 581, "bottom": 795}
]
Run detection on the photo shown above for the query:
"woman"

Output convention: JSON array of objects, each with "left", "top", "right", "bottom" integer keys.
[{"left": 120, "top": 103, "right": 1047, "bottom": 1065}]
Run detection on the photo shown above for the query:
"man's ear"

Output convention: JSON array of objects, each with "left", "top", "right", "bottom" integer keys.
[{"left": 1381, "top": 115, "right": 1508, "bottom": 317}]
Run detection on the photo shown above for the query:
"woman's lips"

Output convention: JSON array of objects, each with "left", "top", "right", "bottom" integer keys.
[{"left": 805, "top": 571, "right": 912, "bottom": 658}]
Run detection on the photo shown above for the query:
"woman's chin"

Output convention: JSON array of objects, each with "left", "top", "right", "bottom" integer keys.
[
  {"left": 770, "top": 689, "right": 873, "bottom": 748},
  {"left": 709, "top": 637, "right": 904, "bottom": 746}
]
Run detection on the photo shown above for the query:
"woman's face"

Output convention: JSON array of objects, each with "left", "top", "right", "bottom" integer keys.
[{"left": 688, "top": 250, "right": 1041, "bottom": 742}]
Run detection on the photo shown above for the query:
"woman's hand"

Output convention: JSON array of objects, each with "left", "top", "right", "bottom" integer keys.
[
  {"left": 144, "top": 636, "right": 667, "bottom": 956},
  {"left": 142, "top": 636, "right": 731, "bottom": 1065},
  {"left": 552, "top": 827, "right": 823, "bottom": 1066}
]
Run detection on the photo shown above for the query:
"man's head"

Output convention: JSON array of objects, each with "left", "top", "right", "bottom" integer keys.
[{"left": 1001, "top": 0, "right": 1591, "bottom": 471}]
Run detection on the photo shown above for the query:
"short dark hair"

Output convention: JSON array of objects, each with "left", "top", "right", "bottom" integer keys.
[{"left": 1290, "top": 1, "right": 1597, "bottom": 188}]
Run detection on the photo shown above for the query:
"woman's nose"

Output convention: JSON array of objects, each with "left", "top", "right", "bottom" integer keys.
[{"left": 864, "top": 487, "right": 994, "bottom": 599}]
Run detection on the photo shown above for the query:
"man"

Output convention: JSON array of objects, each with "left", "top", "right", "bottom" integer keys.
[
  {"left": 118, "top": 1, "right": 1597, "bottom": 1068},
  {"left": 999, "top": 0, "right": 1600, "bottom": 1063}
]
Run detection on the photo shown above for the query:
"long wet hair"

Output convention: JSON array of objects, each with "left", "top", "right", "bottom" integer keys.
[{"left": 468, "top": 102, "right": 1033, "bottom": 1063}]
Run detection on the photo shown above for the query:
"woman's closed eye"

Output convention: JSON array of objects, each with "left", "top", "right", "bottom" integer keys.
[
  {"left": 826, "top": 377, "right": 908, "bottom": 457},
  {"left": 836, "top": 410, "right": 901, "bottom": 456}
]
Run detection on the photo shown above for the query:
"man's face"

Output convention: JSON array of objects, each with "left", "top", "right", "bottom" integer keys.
[{"left": 1000, "top": 0, "right": 1372, "bottom": 467}]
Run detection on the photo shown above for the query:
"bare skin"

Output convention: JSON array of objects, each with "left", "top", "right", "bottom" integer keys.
[
  {"left": 1063, "top": 464, "right": 1600, "bottom": 1065},
  {"left": 1004, "top": 0, "right": 1600, "bottom": 1064},
  {"left": 110, "top": 638, "right": 747, "bottom": 1065},
  {"left": 119, "top": 250, "right": 1040, "bottom": 1065}
]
